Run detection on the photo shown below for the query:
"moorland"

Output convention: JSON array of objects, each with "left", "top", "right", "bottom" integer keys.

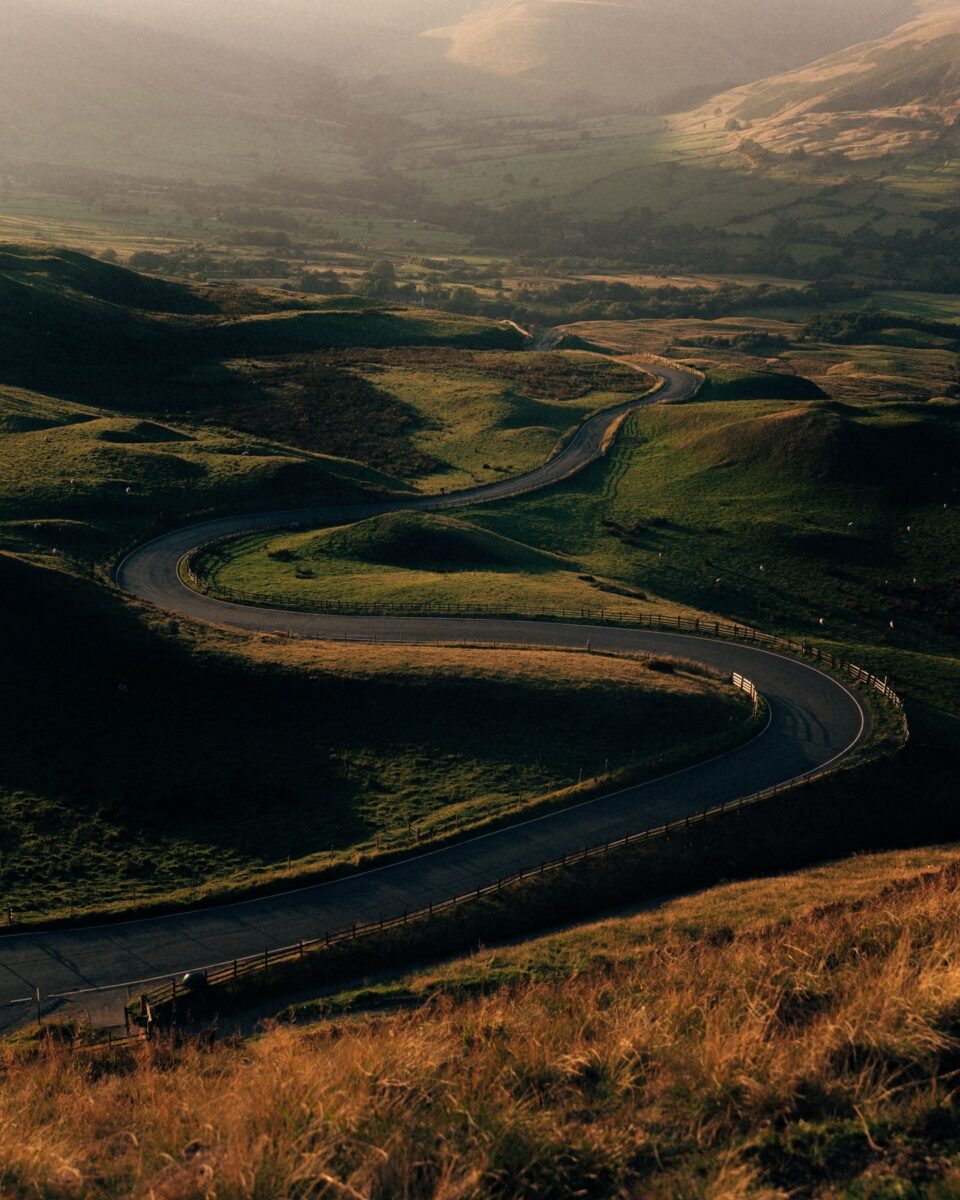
[{"left": 3, "top": 2, "right": 960, "bottom": 1194}]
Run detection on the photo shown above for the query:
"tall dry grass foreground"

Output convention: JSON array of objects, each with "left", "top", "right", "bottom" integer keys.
[{"left": 6, "top": 863, "right": 960, "bottom": 1198}]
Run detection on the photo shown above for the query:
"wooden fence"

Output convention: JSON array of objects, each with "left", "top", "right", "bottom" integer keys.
[
  {"left": 732, "top": 672, "right": 760, "bottom": 712},
  {"left": 139, "top": 657, "right": 906, "bottom": 1019},
  {"left": 139, "top": 738, "right": 900, "bottom": 1019},
  {"left": 145, "top": 553, "right": 915, "bottom": 1017}
]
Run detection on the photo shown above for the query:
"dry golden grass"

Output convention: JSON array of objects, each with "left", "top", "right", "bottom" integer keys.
[{"left": 6, "top": 853, "right": 960, "bottom": 1197}]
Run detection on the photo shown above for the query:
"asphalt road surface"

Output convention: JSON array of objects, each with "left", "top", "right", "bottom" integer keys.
[{"left": 0, "top": 365, "right": 868, "bottom": 1014}]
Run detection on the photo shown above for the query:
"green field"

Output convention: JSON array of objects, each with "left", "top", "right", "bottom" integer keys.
[
  {"left": 199, "top": 380, "right": 960, "bottom": 720},
  {"left": 1, "top": 245, "right": 956, "bottom": 923},
  {"left": 0, "top": 249, "right": 751, "bottom": 925},
  {"left": 196, "top": 383, "right": 960, "bottom": 722},
  {"left": 0, "top": 385, "right": 394, "bottom": 571}
]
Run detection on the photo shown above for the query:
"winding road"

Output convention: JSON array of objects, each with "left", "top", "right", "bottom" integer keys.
[{"left": 0, "top": 364, "right": 870, "bottom": 1016}]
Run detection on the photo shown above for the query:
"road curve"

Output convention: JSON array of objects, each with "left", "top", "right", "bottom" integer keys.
[{"left": 0, "top": 365, "right": 870, "bottom": 1008}]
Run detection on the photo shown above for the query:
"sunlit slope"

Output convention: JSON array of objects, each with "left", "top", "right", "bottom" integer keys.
[
  {"left": 426, "top": 0, "right": 917, "bottom": 107},
  {"left": 9, "top": 850, "right": 960, "bottom": 1195},
  {"left": 5, "top": 0, "right": 921, "bottom": 170},
  {"left": 687, "top": 0, "right": 960, "bottom": 157}
]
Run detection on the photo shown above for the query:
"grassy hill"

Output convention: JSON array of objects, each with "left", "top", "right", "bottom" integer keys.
[
  {"left": 457, "top": 394, "right": 960, "bottom": 719},
  {"left": 70, "top": 0, "right": 530, "bottom": 114},
  {"left": 3, "top": 0, "right": 916, "bottom": 174},
  {"left": 9, "top": 846, "right": 960, "bottom": 1196},
  {"left": 697, "top": 366, "right": 828, "bottom": 402},
  {"left": 0, "top": 244, "right": 540, "bottom": 484},
  {"left": 308, "top": 511, "right": 563, "bottom": 570},
  {"left": 0, "top": 384, "right": 398, "bottom": 571},
  {"left": 194, "top": 511, "right": 671, "bottom": 620},
  {"left": 0, "top": 244, "right": 522, "bottom": 385},
  {"left": 2, "top": 249, "right": 669, "bottom": 497}
]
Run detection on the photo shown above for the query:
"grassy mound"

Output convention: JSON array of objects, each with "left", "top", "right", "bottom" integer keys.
[
  {"left": 311, "top": 511, "right": 563, "bottom": 571},
  {"left": 93, "top": 420, "right": 191, "bottom": 444},
  {"left": 198, "top": 308, "right": 524, "bottom": 359},
  {"left": 0, "top": 388, "right": 388, "bottom": 567},
  {"left": 195, "top": 516, "right": 672, "bottom": 619},
  {"left": 698, "top": 367, "right": 828, "bottom": 402},
  {"left": 687, "top": 402, "right": 960, "bottom": 494},
  {"left": 0, "top": 243, "right": 214, "bottom": 313},
  {"left": 687, "top": 403, "right": 856, "bottom": 481},
  {"left": 160, "top": 347, "right": 647, "bottom": 484},
  {"left": 553, "top": 333, "right": 608, "bottom": 353}
]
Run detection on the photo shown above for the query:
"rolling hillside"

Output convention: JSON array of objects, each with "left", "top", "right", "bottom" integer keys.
[
  {"left": 9, "top": 848, "right": 960, "bottom": 1196},
  {"left": 0, "top": 243, "right": 523, "bottom": 401},
  {"left": 0, "top": 0, "right": 925, "bottom": 189},
  {"left": 688, "top": 0, "right": 960, "bottom": 158},
  {"left": 63, "top": 0, "right": 481, "bottom": 68}
]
